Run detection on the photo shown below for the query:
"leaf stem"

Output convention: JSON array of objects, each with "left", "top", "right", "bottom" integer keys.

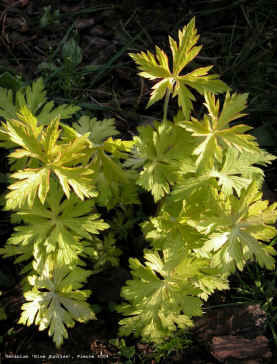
[{"left": 163, "top": 89, "right": 170, "bottom": 122}]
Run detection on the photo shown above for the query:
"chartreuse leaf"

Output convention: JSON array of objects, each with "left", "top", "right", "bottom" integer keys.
[
  {"left": 130, "top": 17, "right": 228, "bottom": 118},
  {"left": 125, "top": 121, "right": 195, "bottom": 202},
  {"left": 72, "top": 115, "right": 133, "bottom": 158},
  {"left": 181, "top": 92, "right": 260, "bottom": 173},
  {"left": 17, "top": 77, "right": 47, "bottom": 114},
  {"left": 174, "top": 256, "right": 229, "bottom": 301},
  {"left": 203, "top": 90, "right": 248, "bottom": 127},
  {"left": 3, "top": 112, "right": 96, "bottom": 209},
  {"left": 103, "top": 137, "right": 134, "bottom": 159},
  {"left": 53, "top": 166, "right": 96, "bottom": 201},
  {"left": 172, "top": 145, "right": 276, "bottom": 202},
  {"left": 199, "top": 182, "right": 277, "bottom": 273},
  {"left": 0, "top": 78, "right": 80, "bottom": 149},
  {"left": 92, "top": 164, "right": 139, "bottom": 209},
  {"left": 171, "top": 173, "right": 217, "bottom": 207},
  {"left": 71, "top": 116, "right": 138, "bottom": 208},
  {"left": 209, "top": 147, "right": 276, "bottom": 196},
  {"left": 73, "top": 116, "right": 120, "bottom": 145},
  {"left": 141, "top": 198, "right": 204, "bottom": 251},
  {"left": 3, "top": 181, "right": 109, "bottom": 268},
  {"left": 1, "top": 110, "right": 43, "bottom": 159},
  {"left": 0, "top": 78, "right": 80, "bottom": 125},
  {"left": 1, "top": 17, "right": 276, "bottom": 350},
  {"left": 6, "top": 168, "right": 51, "bottom": 209},
  {"left": 117, "top": 251, "right": 203, "bottom": 343},
  {"left": 19, "top": 262, "right": 96, "bottom": 348}
]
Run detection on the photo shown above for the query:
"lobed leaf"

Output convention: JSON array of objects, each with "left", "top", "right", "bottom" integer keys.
[
  {"left": 0, "top": 78, "right": 80, "bottom": 128},
  {"left": 130, "top": 18, "right": 228, "bottom": 118},
  {"left": 19, "top": 264, "right": 96, "bottom": 348},
  {"left": 117, "top": 252, "right": 203, "bottom": 343},
  {"left": 182, "top": 92, "right": 260, "bottom": 173},
  {"left": 6, "top": 168, "right": 50, "bottom": 208},
  {"left": 200, "top": 183, "right": 277, "bottom": 273}
]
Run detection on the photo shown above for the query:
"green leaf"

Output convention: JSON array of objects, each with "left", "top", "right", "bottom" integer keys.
[
  {"left": 82, "top": 232, "right": 122, "bottom": 274},
  {"left": 0, "top": 305, "right": 7, "bottom": 320},
  {"left": 117, "top": 251, "right": 203, "bottom": 343},
  {"left": 73, "top": 116, "right": 120, "bottom": 145},
  {"left": 17, "top": 181, "right": 108, "bottom": 265},
  {"left": 3, "top": 111, "right": 97, "bottom": 208},
  {"left": 209, "top": 148, "right": 276, "bottom": 196},
  {"left": 181, "top": 92, "right": 260, "bottom": 173},
  {"left": 0, "top": 88, "right": 21, "bottom": 120},
  {"left": 0, "top": 71, "right": 23, "bottom": 91},
  {"left": 38, "top": 102, "right": 80, "bottom": 126},
  {"left": 0, "top": 78, "right": 80, "bottom": 129},
  {"left": 125, "top": 121, "right": 194, "bottom": 202},
  {"left": 62, "top": 38, "right": 83, "bottom": 66},
  {"left": 130, "top": 18, "right": 228, "bottom": 118},
  {"left": 6, "top": 168, "right": 50, "bottom": 209},
  {"left": 200, "top": 182, "right": 277, "bottom": 273},
  {"left": 2, "top": 115, "right": 43, "bottom": 158},
  {"left": 19, "top": 263, "right": 96, "bottom": 348},
  {"left": 17, "top": 77, "right": 47, "bottom": 114},
  {"left": 54, "top": 166, "right": 96, "bottom": 200}
]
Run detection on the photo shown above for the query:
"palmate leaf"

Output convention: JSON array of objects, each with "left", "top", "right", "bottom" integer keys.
[
  {"left": 0, "top": 87, "right": 18, "bottom": 121},
  {"left": 0, "top": 78, "right": 80, "bottom": 126},
  {"left": 5, "top": 167, "right": 50, "bottom": 209},
  {"left": 90, "top": 147, "right": 139, "bottom": 208},
  {"left": 0, "top": 78, "right": 80, "bottom": 149},
  {"left": 174, "top": 256, "right": 229, "bottom": 301},
  {"left": 200, "top": 182, "right": 277, "bottom": 273},
  {"left": 210, "top": 147, "right": 276, "bottom": 195},
  {"left": 117, "top": 251, "right": 203, "bottom": 343},
  {"left": 172, "top": 174, "right": 216, "bottom": 202},
  {"left": 73, "top": 116, "right": 120, "bottom": 145},
  {"left": 71, "top": 116, "right": 138, "bottom": 208},
  {"left": 81, "top": 232, "right": 122, "bottom": 274},
  {"left": 3, "top": 112, "right": 97, "bottom": 209},
  {"left": 8, "top": 181, "right": 109, "bottom": 268},
  {"left": 53, "top": 166, "right": 96, "bottom": 201},
  {"left": 137, "top": 161, "right": 177, "bottom": 203},
  {"left": 0, "top": 230, "right": 34, "bottom": 269},
  {"left": 172, "top": 146, "right": 276, "bottom": 202},
  {"left": 19, "top": 263, "right": 96, "bottom": 348},
  {"left": 1, "top": 111, "right": 43, "bottom": 158},
  {"left": 103, "top": 137, "right": 134, "bottom": 159},
  {"left": 125, "top": 121, "right": 194, "bottom": 202},
  {"left": 93, "top": 169, "right": 139, "bottom": 209},
  {"left": 181, "top": 91, "right": 260, "bottom": 173},
  {"left": 130, "top": 18, "right": 228, "bottom": 118},
  {"left": 211, "top": 148, "right": 252, "bottom": 196},
  {"left": 141, "top": 202, "right": 204, "bottom": 251},
  {"left": 73, "top": 116, "right": 133, "bottom": 158}
]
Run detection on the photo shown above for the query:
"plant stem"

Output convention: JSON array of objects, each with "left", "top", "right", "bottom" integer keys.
[{"left": 163, "top": 89, "right": 170, "bottom": 122}]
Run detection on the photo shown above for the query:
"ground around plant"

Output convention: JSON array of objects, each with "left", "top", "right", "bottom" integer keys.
[{"left": 0, "top": 0, "right": 277, "bottom": 363}]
